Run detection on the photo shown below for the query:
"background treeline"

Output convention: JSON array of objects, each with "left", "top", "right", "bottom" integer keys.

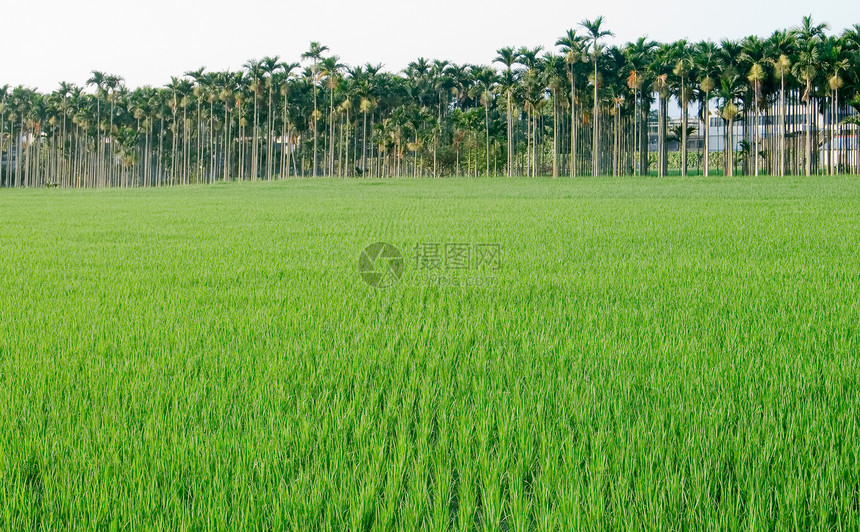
[{"left": 1, "top": 16, "right": 859, "bottom": 187}]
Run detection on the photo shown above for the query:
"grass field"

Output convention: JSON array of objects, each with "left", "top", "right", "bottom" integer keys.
[{"left": 1, "top": 176, "right": 859, "bottom": 529}]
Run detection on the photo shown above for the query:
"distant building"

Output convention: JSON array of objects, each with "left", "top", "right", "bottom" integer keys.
[
  {"left": 820, "top": 135, "right": 859, "bottom": 168},
  {"left": 648, "top": 107, "right": 858, "bottom": 153},
  {"left": 0, "top": 150, "right": 16, "bottom": 168}
]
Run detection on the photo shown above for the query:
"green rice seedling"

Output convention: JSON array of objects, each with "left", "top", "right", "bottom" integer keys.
[{"left": 0, "top": 175, "right": 858, "bottom": 529}]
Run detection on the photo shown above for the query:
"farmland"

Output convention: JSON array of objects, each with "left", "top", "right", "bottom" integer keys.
[{"left": 1, "top": 176, "right": 859, "bottom": 529}]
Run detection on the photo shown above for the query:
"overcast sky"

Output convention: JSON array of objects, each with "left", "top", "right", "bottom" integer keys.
[{"left": 4, "top": 0, "right": 859, "bottom": 91}]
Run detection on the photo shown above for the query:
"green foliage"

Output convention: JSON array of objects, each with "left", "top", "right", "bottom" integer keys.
[
  {"left": 1, "top": 177, "right": 859, "bottom": 528},
  {"left": 648, "top": 150, "right": 726, "bottom": 171},
  {"left": 3, "top": 15, "right": 859, "bottom": 185}
]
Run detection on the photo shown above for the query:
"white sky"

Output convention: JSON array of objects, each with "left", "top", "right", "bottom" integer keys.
[{"left": 4, "top": 0, "right": 859, "bottom": 91}]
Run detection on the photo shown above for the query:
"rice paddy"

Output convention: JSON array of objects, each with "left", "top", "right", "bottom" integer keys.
[{"left": 1, "top": 176, "right": 859, "bottom": 529}]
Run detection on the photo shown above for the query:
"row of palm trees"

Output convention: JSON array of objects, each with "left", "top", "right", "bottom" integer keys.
[{"left": 1, "top": 16, "right": 859, "bottom": 187}]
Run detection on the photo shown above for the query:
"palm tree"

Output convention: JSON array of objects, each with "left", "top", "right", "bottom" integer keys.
[
  {"left": 792, "top": 15, "right": 828, "bottom": 176},
  {"left": 694, "top": 41, "right": 719, "bottom": 177},
  {"left": 261, "top": 56, "right": 281, "bottom": 181},
  {"left": 165, "top": 77, "right": 182, "bottom": 184},
  {"left": 766, "top": 31, "right": 794, "bottom": 176},
  {"left": 602, "top": 45, "right": 628, "bottom": 177},
  {"left": 717, "top": 73, "right": 745, "bottom": 177},
  {"left": 171, "top": 79, "right": 194, "bottom": 185},
  {"left": 0, "top": 85, "right": 9, "bottom": 186},
  {"left": 86, "top": 71, "right": 106, "bottom": 185},
  {"left": 68, "top": 86, "right": 91, "bottom": 186},
  {"left": 472, "top": 66, "right": 498, "bottom": 177},
  {"left": 243, "top": 59, "right": 265, "bottom": 180},
  {"left": 13, "top": 87, "right": 45, "bottom": 187},
  {"left": 185, "top": 67, "right": 206, "bottom": 183},
  {"left": 557, "top": 29, "right": 588, "bottom": 177},
  {"left": 218, "top": 71, "right": 241, "bottom": 182},
  {"left": 104, "top": 74, "right": 124, "bottom": 186},
  {"left": 718, "top": 39, "right": 745, "bottom": 176},
  {"left": 741, "top": 36, "right": 767, "bottom": 176},
  {"left": 494, "top": 47, "right": 520, "bottom": 177},
  {"left": 652, "top": 43, "right": 675, "bottom": 177},
  {"left": 823, "top": 38, "right": 848, "bottom": 175},
  {"left": 321, "top": 55, "right": 344, "bottom": 176},
  {"left": 667, "top": 124, "right": 698, "bottom": 145},
  {"left": 198, "top": 72, "right": 219, "bottom": 183},
  {"left": 278, "top": 62, "right": 300, "bottom": 178},
  {"left": 357, "top": 63, "right": 382, "bottom": 177},
  {"left": 429, "top": 60, "right": 451, "bottom": 177},
  {"left": 843, "top": 96, "right": 860, "bottom": 175},
  {"left": 672, "top": 41, "right": 693, "bottom": 176},
  {"left": 542, "top": 53, "right": 565, "bottom": 177},
  {"left": 302, "top": 41, "right": 329, "bottom": 177},
  {"left": 517, "top": 46, "right": 544, "bottom": 177},
  {"left": 50, "top": 82, "right": 75, "bottom": 187},
  {"left": 580, "top": 16, "right": 614, "bottom": 176},
  {"left": 625, "top": 37, "right": 657, "bottom": 177},
  {"left": 842, "top": 26, "right": 860, "bottom": 174}
]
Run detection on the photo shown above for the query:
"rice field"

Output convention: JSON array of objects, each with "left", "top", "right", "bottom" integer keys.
[{"left": 1, "top": 176, "right": 859, "bottom": 529}]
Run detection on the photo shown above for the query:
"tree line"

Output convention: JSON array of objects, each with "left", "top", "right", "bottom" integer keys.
[{"left": 1, "top": 16, "right": 859, "bottom": 187}]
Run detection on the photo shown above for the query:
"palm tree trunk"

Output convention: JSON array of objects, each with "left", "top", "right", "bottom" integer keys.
[
  {"left": 593, "top": 62, "right": 599, "bottom": 176},
  {"left": 612, "top": 107, "right": 618, "bottom": 176},
  {"left": 95, "top": 98, "right": 101, "bottom": 186},
  {"left": 641, "top": 101, "right": 650, "bottom": 176},
  {"left": 533, "top": 112, "right": 537, "bottom": 177},
  {"left": 570, "top": 74, "right": 577, "bottom": 177},
  {"left": 831, "top": 89, "right": 837, "bottom": 175},
  {"left": 108, "top": 98, "right": 116, "bottom": 186},
  {"left": 754, "top": 89, "right": 759, "bottom": 177},
  {"left": 681, "top": 84, "right": 688, "bottom": 177},
  {"left": 507, "top": 90, "right": 513, "bottom": 177},
  {"left": 0, "top": 119, "right": 4, "bottom": 187},
  {"left": 853, "top": 108, "right": 859, "bottom": 175},
  {"left": 25, "top": 126, "right": 32, "bottom": 187},
  {"left": 485, "top": 103, "right": 490, "bottom": 176},
  {"left": 222, "top": 104, "right": 229, "bottom": 181},
  {"left": 727, "top": 117, "right": 734, "bottom": 177},
  {"left": 353, "top": 121, "right": 359, "bottom": 177},
  {"left": 657, "top": 97, "right": 665, "bottom": 177},
  {"left": 526, "top": 108, "right": 532, "bottom": 177},
  {"left": 75, "top": 125, "right": 81, "bottom": 187},
  {"left": 157, "top": 115, "right": 165, "bottom": 185},
  {"left": 633, "top": 90, "right": 638, "bottom": 176},
  {"left": 61, "top": 105, "right": 67, "bottom": 186},
  {"left": 362, "top": 110, "right": 367, "bottom": 176},
  {"left": 779, "top": 77, "right": 785, "bottom": 176},
  {"left": 338, "top": 107, "right": 350, "bottom": 177},
  {"left": 171, "top": 110, "right": 178, "bottom": 185},
  {"left": 251, "top": 94, "right": 258, "bottom": 180},
  {"left": 145, "top": 124, "right": 151, "bottom": 186},
  {"left": 267, "top": 87, "right": 273, "bottom": 181},
  {"left": 329, "top": 88, "right": 335, "bottom": 176},
  {"left": 183, "top": 104, "right": 189, "bottom": 185},
  {"left": 281, "top": 102, "right": 289, "bottom": 178},
  {"left": 1, "top": 119, "right": 6, "bottom": 187},
  {"left": 552, "top": 89, "right": 558, "bottom": 178},
  {"left": 805, "top": 81, "right": 813, "bottom": 176},
  {"left": 312, "top": 72, "right": 319, "bottom": 177},
  {"left": 703, "top": 94, "right": 710, "bottom": 177}
]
